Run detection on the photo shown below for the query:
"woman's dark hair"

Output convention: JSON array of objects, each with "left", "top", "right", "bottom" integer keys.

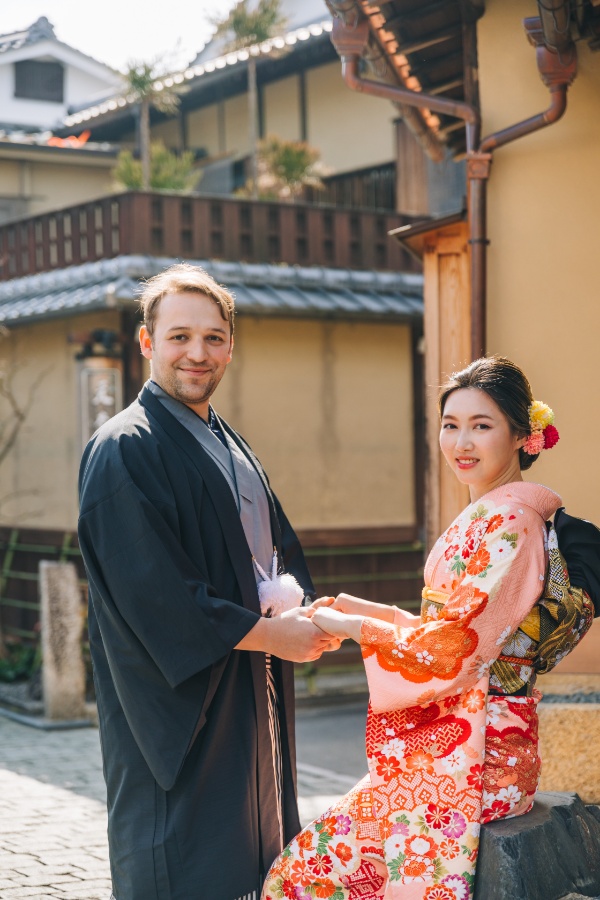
[{"left": 439, "top": 356, "right": 538, "bottom": 470}]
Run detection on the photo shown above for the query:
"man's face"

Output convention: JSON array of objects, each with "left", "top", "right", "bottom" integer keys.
[{"left": 139, "top": 291, "right": 233, "bottom": 416}]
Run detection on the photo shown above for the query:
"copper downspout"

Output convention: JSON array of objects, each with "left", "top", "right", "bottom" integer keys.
[
  {"left": 331, "top": 18, "right": 480, "bottom": 150},
  {"left": 330, "top": 11, "right": 577, "bottom": 360}
]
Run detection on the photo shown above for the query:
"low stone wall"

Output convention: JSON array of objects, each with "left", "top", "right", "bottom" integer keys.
[
  {"left": 474, "top": 792, "right": 600, "bottom": 900},
  {"left": 537, "top": 674, "right": 600, "bottom": 804}
]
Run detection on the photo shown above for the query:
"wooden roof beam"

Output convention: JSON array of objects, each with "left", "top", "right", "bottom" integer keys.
[
  {"left": 427, "top": 77, "right": 465, "bottom": 96},
  {"left": 385, "top": 26, "right": 462, "bottom": 57},
  {"left": 437, "top": 119, "right": 467, "bottom": 137}
]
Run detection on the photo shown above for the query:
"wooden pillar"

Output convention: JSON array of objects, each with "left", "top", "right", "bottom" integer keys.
[
  {"left": 391, "top": 214, "right": 473, "bottom": 550},
  {"left": 422, "top": 220, "right": 471, "bottom": 550}
]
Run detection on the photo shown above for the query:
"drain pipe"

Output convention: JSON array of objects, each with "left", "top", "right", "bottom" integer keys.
[
  {"left": 333, "top": 19, "right": 481, "bottom": 155},
  {"left": 330, "top": 12, "right": 577, "bottom": 360}
]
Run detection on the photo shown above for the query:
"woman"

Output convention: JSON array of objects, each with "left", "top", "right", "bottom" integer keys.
[{"left": 262, "top": 357, "right": 593, "bottom": 900}]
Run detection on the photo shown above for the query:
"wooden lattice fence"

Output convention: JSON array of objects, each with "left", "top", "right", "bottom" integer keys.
[{"left": 0, "top": 527, "right": 424, "bottom": 666}]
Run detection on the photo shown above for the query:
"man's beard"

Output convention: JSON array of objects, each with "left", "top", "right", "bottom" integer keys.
[{"left": 163, "top": 368, "right": 223, "bottom": 407}]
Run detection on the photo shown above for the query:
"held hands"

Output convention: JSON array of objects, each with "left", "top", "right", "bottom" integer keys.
[
  {"left": 308, "top": 592, "right": 396, "bottom": 645},
  {"left": 265, "top": 606, "right": 341, "bottom": 663},
  {"left": 306, "top": 592, "right": 398, "bottom": 643},
  {"left": 310, "top": 606, "right": 363, "bottom": 643},
  {"left": 236, "top": 606, "right": 340, "bottom": 662},
  {"left": 239, "top": 593, "right": 393, "bottom": 661}
]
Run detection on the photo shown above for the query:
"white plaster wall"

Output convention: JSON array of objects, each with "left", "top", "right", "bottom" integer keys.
[
  {"left": 64, "top": 66, "right": 120, "bottom": 109},
  {"left": 0, "top": 48, "right": 119, "bottom": 130}
]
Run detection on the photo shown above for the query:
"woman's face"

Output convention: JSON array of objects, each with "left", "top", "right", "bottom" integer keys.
[{"left": 439, "top": 388, "right": 525, "bottom": 501}]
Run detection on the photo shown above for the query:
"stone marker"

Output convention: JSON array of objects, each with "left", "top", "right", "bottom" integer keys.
[
  {"left": 39, "top": 560, "right": 86, "bottom": 720},
  {"left": 474, "top": 792, "right": 600, "bottom": 900}
]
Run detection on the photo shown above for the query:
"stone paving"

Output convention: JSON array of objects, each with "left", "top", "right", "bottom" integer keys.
[{"left": 0, "top": 713, "right": 356, "bottom": 899}]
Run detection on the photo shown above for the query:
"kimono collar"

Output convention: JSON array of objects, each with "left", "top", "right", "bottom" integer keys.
[{"left": 476, "top": 481, "right": 562, "bottom": 521}]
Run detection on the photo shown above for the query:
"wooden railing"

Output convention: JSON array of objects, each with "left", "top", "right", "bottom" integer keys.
[
  {"left": 0, "top": 191, "right": 417, "bottom": 281},
  {"left": 304, "top": 162, "right": 396, "bottom": 211}
]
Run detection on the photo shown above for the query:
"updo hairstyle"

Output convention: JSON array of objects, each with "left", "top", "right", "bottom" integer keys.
[{"left": 438, "top": 356, "right": 538, "bottom": 471}]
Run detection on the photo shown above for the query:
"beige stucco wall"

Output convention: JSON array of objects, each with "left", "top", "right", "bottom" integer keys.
[
  {"left": 0, "top": 156, "right": 115, "bottom": 219},
  {"left": 26, "top": 162, "right": 115, "bottom": 216},
  {"left": 150, "top": 118, "right": 182, "bottom": 150},
  {"left": 0, "top": 314, "right": 415, "bottom": 534},
  {"left": 0, "top": 312, "right": 120, "bottom": 531},
  {"left": 147, "top": 62, "right": 395, "bottom": 174},
  {"left": 213, "top": 316, "right": 415, "bottom": 530},
  {"left": 186, "top": 104, "right": 221, "bottom": 156},
  {"left": 478, "top": 0, "right": 600, "bottom": 523},
  {"left": 305, "top": 62, "right": 395, "bottom": 173},
  {"left": 263, "top": 75, "right": 301, "bottom": 142}
]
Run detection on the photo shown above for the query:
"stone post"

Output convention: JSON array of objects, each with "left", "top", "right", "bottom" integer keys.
[{"left": 39, "top": 561, "right": 86, "bottom": 720}]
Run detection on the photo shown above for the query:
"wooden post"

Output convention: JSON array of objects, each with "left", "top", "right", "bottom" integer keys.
[
  {"left": 391, "top": 214, "right": 472, "bottom": 551},
  {"left": 422, "top": 220, "right": 471, "bottom": 549}
]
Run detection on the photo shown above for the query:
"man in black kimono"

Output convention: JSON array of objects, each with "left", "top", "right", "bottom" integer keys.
[{"left": 78, "top": 264, "right": 335, "bottom": 900}]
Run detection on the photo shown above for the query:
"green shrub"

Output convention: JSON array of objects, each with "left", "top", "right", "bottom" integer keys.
[
  {"left": 0, "top": 643, "right": 38, "bottom": 682},
  {"left": 113, "top": 141, "right": 198, "bottom": 192}
]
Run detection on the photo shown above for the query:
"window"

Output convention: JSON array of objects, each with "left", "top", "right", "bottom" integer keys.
[{"left": 14, "top": 60, "right": 64, "bottom": 103}]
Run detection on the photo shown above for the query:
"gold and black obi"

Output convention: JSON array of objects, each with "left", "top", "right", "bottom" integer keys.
[{"left": 421, "top": 525, "right": 594, "bottom": 698}]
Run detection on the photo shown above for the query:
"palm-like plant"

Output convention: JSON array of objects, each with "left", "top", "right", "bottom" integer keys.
[
  {"left": 123, "top": 60, "right": 182, "bottom": 191},
  {"left": 211, "top": 1, "right": 286, "bottom": 198}
]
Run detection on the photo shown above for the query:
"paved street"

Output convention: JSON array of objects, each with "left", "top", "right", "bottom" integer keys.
[{"left": 0, "top": 700, "right": 367, "bottom": 899}]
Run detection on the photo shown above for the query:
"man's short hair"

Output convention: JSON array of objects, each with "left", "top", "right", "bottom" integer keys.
[{"left": 139, "top": 263, "right": 235, "bottom": 337}]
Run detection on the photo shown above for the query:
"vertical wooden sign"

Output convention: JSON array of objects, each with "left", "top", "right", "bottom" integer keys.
[{"left": 78, "top": 357, "right": 123, "bottom": 451}]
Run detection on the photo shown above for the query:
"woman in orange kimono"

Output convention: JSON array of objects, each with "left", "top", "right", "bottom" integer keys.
[{"left": 262, "top": 357, "right": 593, "bottom": 900}]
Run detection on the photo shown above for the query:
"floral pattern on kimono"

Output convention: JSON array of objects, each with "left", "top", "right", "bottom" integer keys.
[{"left": 262, "top": 483, "right": 562, "bottom": 900}]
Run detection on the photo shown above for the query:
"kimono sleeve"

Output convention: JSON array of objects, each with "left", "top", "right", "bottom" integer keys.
[
  {"left": 79, "top": 475, "right": 260, "bottom": 690},
  {"left": 361, "top": 504, "right": 548, "bottom": 713}
]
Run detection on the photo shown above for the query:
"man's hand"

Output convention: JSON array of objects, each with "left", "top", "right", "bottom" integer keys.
[{"left": 235, "top": 607, "right": 340, "bottom": 662}]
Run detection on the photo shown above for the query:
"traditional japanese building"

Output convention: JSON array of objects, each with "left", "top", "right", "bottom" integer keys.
[
  {"left": 324, "top": 0, "right": 600, "bottom": 673},
  {"left": 0, "top": 17, "right": 121, "bottom": 223}
]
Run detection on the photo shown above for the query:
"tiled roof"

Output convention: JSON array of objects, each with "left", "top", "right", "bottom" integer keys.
[
  {"left": 0, "top": 255, "right": 423, "bottom": 325},
  {"left": 193, "top": 0, "right": 330, "bottom": 64},
  {"left": 63, "top": 19, "right": 333, "bottom": 128},
  {"left": 0, "top": 17, "right": 55, "bottom": 55}
]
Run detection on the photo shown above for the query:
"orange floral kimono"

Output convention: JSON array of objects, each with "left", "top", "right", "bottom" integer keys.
[{"left": 262, "top": 482, "right": 588, "bottom": 900}]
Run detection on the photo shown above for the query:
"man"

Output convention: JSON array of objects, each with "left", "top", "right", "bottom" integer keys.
[{"left": 78, "top": 263, "right": 335, "bottom": 900}]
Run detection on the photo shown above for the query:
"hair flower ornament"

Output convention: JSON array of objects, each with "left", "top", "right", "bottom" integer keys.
[
  {"left": 523, "top": 400, "right": 560, "bottom": 455},
  {"left": 254, "top": 550, "right": 304, "bottom": 617}
]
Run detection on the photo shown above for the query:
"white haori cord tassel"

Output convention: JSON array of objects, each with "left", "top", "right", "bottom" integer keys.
[{"left": 253, "top": 549, "right": 304, "bottom": 617}]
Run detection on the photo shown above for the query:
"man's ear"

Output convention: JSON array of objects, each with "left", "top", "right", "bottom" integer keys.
[
  {"left": 227, "top": 333, "right": 234, "bottom": 364},
  {"left": 139, "top": 325, "right": 153, "bottom": 360}
]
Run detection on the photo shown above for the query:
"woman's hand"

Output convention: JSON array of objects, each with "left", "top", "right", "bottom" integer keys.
[
  {"left": 311, "top": 593, "right": 395, "bottom": 623},
  {"left": 311, "top": 607, "right": 364, "bottom": 643}
]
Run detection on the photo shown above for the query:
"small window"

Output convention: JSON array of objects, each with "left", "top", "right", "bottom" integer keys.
[{"left": 14, "top": 60, "right": 64, "bottom": 103}]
